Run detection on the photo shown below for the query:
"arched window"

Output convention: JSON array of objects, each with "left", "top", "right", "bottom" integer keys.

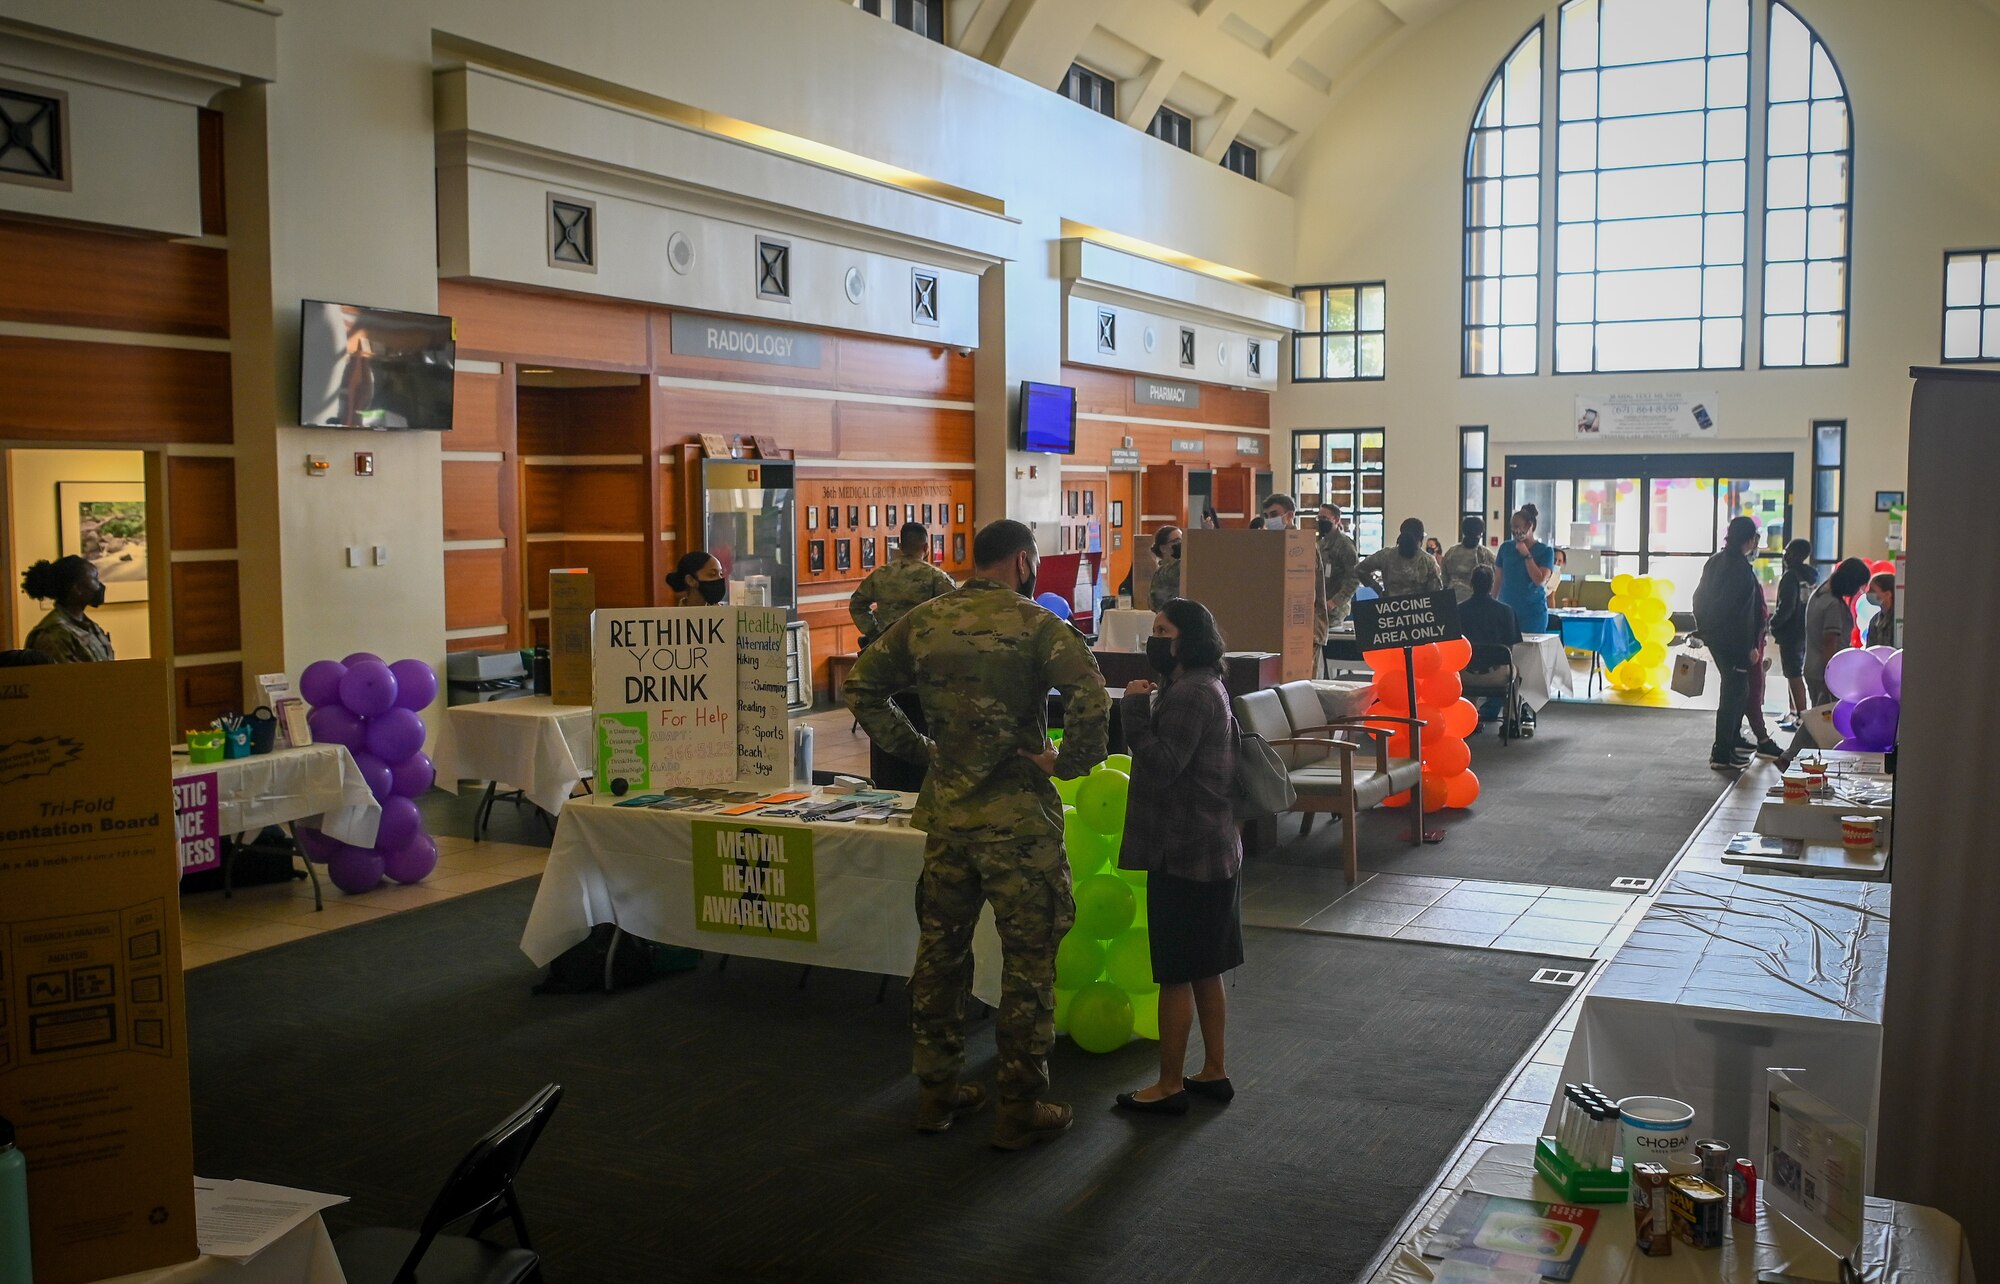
[
  {"left": 1462, "top": 25, "right": 1543, "bottom": 376},
  {"left": 1762, "top": 1, "right": 1851, "bottom": 367}
]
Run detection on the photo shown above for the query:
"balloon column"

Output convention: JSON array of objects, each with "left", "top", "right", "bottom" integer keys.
[
  {"left": 1826, "top": 645, "right": 1904, "bottom": 751},
  {"left": 1605, "top": 574, "right": 1677, "bottom": 694},
  {"left": 295, "top": 654, "right": 441, "bottom": 893},
  {"left": 1049, "top": 755, "right": 1158, "bottom": 1052},
  {"left": 1365, "top": 640, "right": 1482, "bottom": 812}
]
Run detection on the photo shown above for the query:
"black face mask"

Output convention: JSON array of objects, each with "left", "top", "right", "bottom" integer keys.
[
  {"left": 89, "top": 584, "right": 107, "bottom": 609},
  {"left": 1146, "top": 636, "right": 1177, "bottom": 675},
  {"left": 1168, "top": 543, "right": 1182, "bottom": 559},
  {"left": 697, "top": 579, "right": 728, "bottom": 605},
  {"left": 1017, "top": 559, "right": 1037, "bottom": 600},
  {"left": 1317, "top": 518, "right": 1333, "bottom": 536}
]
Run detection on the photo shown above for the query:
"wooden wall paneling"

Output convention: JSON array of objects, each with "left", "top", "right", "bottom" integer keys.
[
  {"left": 448, "top": 370, "right": 506, "bottom": 451},
  {"left": 563, "top": 384, "right": 650, "bottom": 454},
  {"left": 1208, "top": 431, "right": 1268, "bottom": 468},
  {"left": 198, "top": 109, "right": 227, "bottom": 237},
  {"left": 170, "top": 560, "right": 241, "bottom": 654},
  {"left": 443, "top": 547, "right": 505, "bottom": 632},
  {"left": 441, "top": 460, "right": 504, "bottom": 541},
  {"left": 1063, "top": 365, "right": 1131, "bottom": 416},
  {"left": 650, "top": 309, "right": 836, "bottom": 390},
  {"left": 654, "top": 385, "right": 835, "bottom": 457},
  {"left": 514, "top": 386, "right": 564, "bottom": 457},
  {"left": 1106, "top": 471, "right": 1136, "bottom": 593},
  {"left": 0, "top": 339, "right": 232, "bottom": 443},
  {"left": 524, "top": 541, "right": 566, "bottom": 613},
  {"left": 520, "top": 465, "right": 564, "bottom": 534},
  {"left": 0, "top": 449, "right": 11, "bottom": 645},
  {"left": 1211, "top": 465, "right": 1256, "bottom": 520},
  {"left": 835, "top": 336, "right": 973, "bottom": 401},
  {"left": 440, "top": 281, "right": 650, "bottom": 369},
  {"left": 1141, "top": 462, "right": 1189, "bottom": 529},
  {"left": 834, "top": 402, "right": 973, "bottom": 462},
  {"left": 166, "top": 456, "right": 237, "bottom": 549},
  {"left": 560, "top": 466, "right": 649, "bottom": 534},
  {"left": 145, "top": 451, "right": 175, "bottom": 669},
  {"left": 0, "top": 220, "right": 230, "bottom": 339},
  {"left": 568, "top": 541, "right": 649, "bottom": 607},
  {"left": 176, "top": 662, "right": 242, "bottom": 732}
]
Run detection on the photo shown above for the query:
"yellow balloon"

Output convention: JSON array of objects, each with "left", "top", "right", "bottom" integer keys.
[
  {"left": 1612, "top": 573, "right": 1637, "bottom": 597},
  {"left": 1608, "top": 594, "right": 1631, "bottom": 616},
  {"left": 1644, "top": 619, "right": 1677, "bottom": 646},
  {"left": 1637, "top": 643, "right": 1667, "bottom": 668},
  {"left": 1646, "top": 664, "right": 1672, "bottom": 690},
  {"left": 1634, "top": 597, "right": 1669, "bottom": 623},
  {"left": 1653, "top": 578, "right": 1676, "bottom": 600}
]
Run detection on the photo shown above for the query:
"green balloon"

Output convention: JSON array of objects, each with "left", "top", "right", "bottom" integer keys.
[
  {"left": 1055, "top": 929, "right": 1107, "bottom": 990},
  {"left": 1064, "top": 810, "right": 1112, "bottom": 878},
  {"left": 1118, "top": 867, "right": 1148, "bottom": 890},
  {"left": 1053, "top": 986, "right": 1076, "bottom": 1033},
  {"left": 1053, "top": 775, "right": 1083, "bottom": 805},
  {"left": 1076, "top": 768, "right": 1129, "bottom": 836},
  {"left": 1068, "top": 980, "right": 1134, "bottom": 1053},
  {"left": 1130, "top": 987, "right": 1160, "bottom": 1041},
  {"left": 1073, "top": 873, "right": 1136, "bottom": 940},
  {"left": 1103, "top": 753, "right": 1133, "bottom": 775},
  {"left": 1105, "top": 928, "right": 1156, "bottom": 994}
]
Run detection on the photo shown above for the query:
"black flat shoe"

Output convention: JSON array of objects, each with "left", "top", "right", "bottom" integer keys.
[
  {"left": 1115, "top": 1090, "right": 1190, "bottom": 1115},
  {"left": 1184, "top": 1076, "right": 1235, "bottom": 1103}
]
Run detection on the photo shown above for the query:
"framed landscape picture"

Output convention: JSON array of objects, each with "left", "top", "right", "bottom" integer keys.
[{"left": 58, "top": 481, "right": 148, "bottom": 603}]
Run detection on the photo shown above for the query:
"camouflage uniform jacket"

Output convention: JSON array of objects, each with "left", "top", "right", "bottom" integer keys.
[
  {"left": 1318, "top": 529, "right": 1359, "bottom": 631},
  {"left": 848, "top": 554, "right": 956, "bottom": 640},
  {"left": 845, "top": 578, "right": 1110, "bottom": 842},
  {"left": 1148, "top": 557, "right": 1182, "bottom": 611},
  {"left": 26, "top": 608, "right": 114, "bottom": 663},
  {"left": 1439, "top": 542, "right": 1496, "bottom": 602},
  {"left": 1358, "top": 546, "right": 1445, "bottom": 597}
]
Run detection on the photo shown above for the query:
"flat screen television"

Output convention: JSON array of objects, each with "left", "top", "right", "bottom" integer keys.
[
  {"left": 299, "top": 300, "right": 457, "bottom": 430},
  {"left": 1019, "top": 381, "right": 1076, "bottom": 454}
]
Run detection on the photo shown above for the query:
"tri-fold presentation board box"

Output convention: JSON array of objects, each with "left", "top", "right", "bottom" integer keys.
[{"left": 550, "top": 568, "right": 594, "bottom": 706}]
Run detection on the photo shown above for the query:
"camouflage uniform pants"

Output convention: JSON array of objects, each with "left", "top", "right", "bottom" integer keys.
[{"left": 911, "top": 834, "right": 1074, "bottom": 1101}]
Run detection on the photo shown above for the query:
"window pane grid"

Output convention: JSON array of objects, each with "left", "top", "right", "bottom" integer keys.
[
  {"left": 1810, "top": 420, "right": 1844, "bottom": 569},
  {"left": 1942, "top": 249, "right": 2000, "bottom": 362},
  {"left": 1294, "top": 430, "right": 1388, "bottom": 554},
  {"left": 1762, "top": 2, "right": 1850, "bottom": 367},
  {"left": 1460, "top": 426, "right": 1490, "bottom": 529},
  {"left": 1465, "top": 25, "right": 1544, "bottom": 376},
  {"left": 1293, "top": 282, "right": 1387, "bottom": 382}
]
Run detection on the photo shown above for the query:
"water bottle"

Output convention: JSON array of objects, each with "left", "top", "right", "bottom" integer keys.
[
  {"left": 0, "top": 1114, "right": 30, "bottom": 1284},
  {"left": 792, "top": 722, "right": 814, "bottom": 786}
]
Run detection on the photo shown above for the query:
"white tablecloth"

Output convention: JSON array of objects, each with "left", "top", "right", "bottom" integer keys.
[
  {"left": 432, "top": 696, "right": 594, "bottom": 816},
  {"left": 1096, "top": 608, "right": 1155, "bottom": 653},
  {"left": 1380, "top": 1145, "right": 1971, "bottom": 1284},
  {"left": 173, "top": 745, "right": 380, "bottom": 848},
  {"left": 96, "top": 1215, "right": 344, "bottom": 1283},
  {"left": 522, "top": 793, "right": 1002, "bottom": 1003},
  {"left": 1549, "top": 869, "right": 1890, "bottom": 1185},
  {"left": 1514, "top": 632, "right": 1575, "bottom": 709}
]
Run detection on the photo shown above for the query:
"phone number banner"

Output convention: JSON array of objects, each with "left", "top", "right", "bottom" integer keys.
[{"left": 1573, "top": 392, "right": 1719, "bottom": 440}]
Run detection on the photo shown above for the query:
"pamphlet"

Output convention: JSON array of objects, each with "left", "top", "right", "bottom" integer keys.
[
  {"left": 1428, "top": 1194, "right": 1598, "bottom": 1282},
  {"left": 193, "top": 1178, "right": 347, "bottom": 1262},
  {"left": 1726, "top": 832, "right": 1806, "bottom": 858}
]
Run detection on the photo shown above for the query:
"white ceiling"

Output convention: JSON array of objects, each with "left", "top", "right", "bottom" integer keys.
[{"left": 946, "top": 0, "right": 1467, "bottom": 185}]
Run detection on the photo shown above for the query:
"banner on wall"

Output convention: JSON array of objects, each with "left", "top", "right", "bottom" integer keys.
[
  {"left": 1573, "top": 392, "right": 1720, "bottom": 440},
  {"left": 690, "top": 818, "right": 817, "bottom": 942}
]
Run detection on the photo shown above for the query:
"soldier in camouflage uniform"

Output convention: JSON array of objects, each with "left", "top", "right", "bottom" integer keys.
[
  {"left": 1317, "top": 503, "right": 1361, "bottom": 629},
  {"left": 1148, "top": 534, "right": 1182, "bottom": 611},
  {"left": 1358, "top": 516, "right": 1446, "bottom": 596},
  {"left": 846, "top": 519, "right": 1110, "bottom": 1150},
  {"left": 1260, "top": 494, "right": 1331, "bottom": 647},
  {"left": 849, "top": 521, "right": 957, "bottom": 643}
]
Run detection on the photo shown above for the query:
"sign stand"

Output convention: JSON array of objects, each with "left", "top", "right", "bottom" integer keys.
[
  {"left": 1352, "top": 589, "right": 1465, "bottom": 846},
  {"left": 1400, "top": 644, "right": 1444, "bottom": 845}
]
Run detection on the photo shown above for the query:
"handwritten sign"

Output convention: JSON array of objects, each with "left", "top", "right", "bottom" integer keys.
[
  {"left": 734, "top": 607, "right": 792, "bottom": 786},
  {"left": 592, "top": 607, "right": 738, "bottom": 791},
  {"left": 1352, "top": 590, "right": 1463, "bottom": 651},
  {"left": 173, "top": 771, "right": 221, "bottom": 874}
]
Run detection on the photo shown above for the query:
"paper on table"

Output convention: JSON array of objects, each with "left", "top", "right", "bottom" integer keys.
[{"left": 194, "top": 1178, "right": 348, "bottom": 1262}]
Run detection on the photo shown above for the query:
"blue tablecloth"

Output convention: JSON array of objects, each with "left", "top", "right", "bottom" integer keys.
[{"left": 1549, "top": 609, "right": 1641, "bottom": 669}]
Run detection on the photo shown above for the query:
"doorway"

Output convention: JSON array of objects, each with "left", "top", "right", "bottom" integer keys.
[
  {"left": 1506, "top": 452, "right": 1793, "bottom": 610},
  {"left": 5, "top": 447, "right": 155, "bottom": 658}
]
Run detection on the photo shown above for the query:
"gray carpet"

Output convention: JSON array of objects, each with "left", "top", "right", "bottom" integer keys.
[
  {"left": 1264, "top": 702, "right": 1723, "bottom": 890},
  {"left": 188, "top": 881, "right": 1573, "bottom": 1282}
]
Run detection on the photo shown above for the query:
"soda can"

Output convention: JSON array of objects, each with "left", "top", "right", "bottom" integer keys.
[
  {"left": 1694, "top": 1139, "right": 1732, "bottom": 1192},
  {"left": 1732, "top": 1159, "right": 1758, "bottom": 1224}
]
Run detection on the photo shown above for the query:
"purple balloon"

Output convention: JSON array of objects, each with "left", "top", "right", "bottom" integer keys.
[
  {"left": 299, "top": 660, "right": 347, "bottom": 708},
  {"left": 1824, "top": 648, "right": 1886, "bottom": 703},
  {"left": 1833, "top": 738, "right": 1863, "bottom": 751},
  {"left": 1883, "top": 650, "right": 1903, "bottom": 700},
  {"left": 307, "top": 703, "right": 367, "bottom": 751},
  {"left": 365, "top": 707, "right": 426, "bottom": 762},
  {"left": 1864, "top": 645, "right": 1897, "bottom": 660},
  {"left": 375, "top": 795, "right": 422, "bottom": 850},
  {"left": 328, "top": 849, "right": 386, "bottom": 894},
  {"left": 351, "top": 751, "right": 394, "bottom": 802},
  {"left": 389, "top": 750, "right": 436, "bottom": 798},
  {"left": 294, "top": 825, "right": 343, "bottom": 864},
  {"left": 389, "top": 659, "right": 439, "bottom": 711},
  {"left": 1832, "top": 699, "right": 1857, "bottom": 739},
  {"left": 339, "top": 660, "right": 399, "bottom": 718},
  {"left": 1850, "top": 694, "right": 1900, "bottom": 751},
  {"left": 341, "top": 651, "right": 384, "bottom": 667},
  {"left": 383, "top": 830, "right": 439, "bottom": 885}
]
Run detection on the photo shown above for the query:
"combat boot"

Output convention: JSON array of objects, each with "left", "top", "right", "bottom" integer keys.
[
  {"left": 915, "top": 1081, "right": 987, "bottom": 1133},
  {"left": 990, "top": 1099, "right": 1073, "bottom": 1151}
]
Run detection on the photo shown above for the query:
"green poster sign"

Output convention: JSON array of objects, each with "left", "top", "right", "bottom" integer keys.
[
  {"left": 690, "top": 818, "right": 817, "bottom": 942},
  {"left": 596, "top": 710, "right": 650, "bottom": 793}
]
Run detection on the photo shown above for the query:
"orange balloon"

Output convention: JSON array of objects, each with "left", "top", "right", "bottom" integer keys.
[
  {"left": 1420, "top": 671, "right": 1463, "bottom": 706},
  {"left": 1374, "top": 665, "right": 1411, "bottom": 696},
  {"left": 1422, "top": 734, "right": 1472, "bottom": 776},
  {"left": 1414, "top": 703, "right": 1446, "bottom": 730},
  {"left": 1445, "top": 769, "right": 1481, "bottom": 809},
  {"left": 1364, "top": 647, "right": 1404, "bottom": 671},
  {"left": 1410, "top": 643, "right": 1443, "bottom": 677},
  {"left": 1386, "top": 732, "right": 1413, "bottom": 758},
  {"left": 1444, "top": 698, "right": 1480, "bottom": 739},
  {"left": 1436, "top": 637, "right": 1473, "bottom": 671},
  {"left": 1383, "top": 790, "right": 1412, "bottom": 808},
  {"left": 1421, "top": 771, "right": 1453, "bottom": 812}
]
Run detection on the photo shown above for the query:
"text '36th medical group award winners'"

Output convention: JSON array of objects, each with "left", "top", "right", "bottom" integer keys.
[{"left": 591, "top": 606, "right": 791, "bottom": 792}]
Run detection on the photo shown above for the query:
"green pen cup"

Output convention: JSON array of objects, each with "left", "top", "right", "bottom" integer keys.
[{"left": 187, "top": 730, "right": 225, "bottom": 764}]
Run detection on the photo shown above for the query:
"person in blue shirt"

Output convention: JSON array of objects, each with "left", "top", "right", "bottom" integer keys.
[{"left": 1494, "top": 504, "right": 1555, "bottom": 633}]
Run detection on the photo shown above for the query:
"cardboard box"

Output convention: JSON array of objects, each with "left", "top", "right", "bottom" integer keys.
[
  {"left": 0, "top": 660, "right": 198, "bottom": 1282},
  {"left": 549, "top": 569, "right": 594, "bottom": 706},
  {"left": 1182, "top": 528, "right": 1320, "bottom": 682}
]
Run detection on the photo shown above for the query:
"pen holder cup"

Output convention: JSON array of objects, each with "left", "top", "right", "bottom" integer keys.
[
  {"left": 223, "top": 724, "right": 253, "bottom": 759},
  {"left": 249, "top": 709, "right": 278, "bottom": 755},
  {"left": 187, "top": 730, "right": 225, "bottom": 764}
]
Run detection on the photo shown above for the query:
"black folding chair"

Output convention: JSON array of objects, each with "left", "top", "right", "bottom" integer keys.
[
  {"left": 1462, "top": 643, "right": 1523, "bottom": 745},
  {"left": 334, "top": 1084, "right": 563, "bottom": 1284}
]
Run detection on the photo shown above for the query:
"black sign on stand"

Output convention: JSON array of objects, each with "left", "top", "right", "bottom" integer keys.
[{"left": 1351, "top": 590, "right": 1463, "bottom": 844}]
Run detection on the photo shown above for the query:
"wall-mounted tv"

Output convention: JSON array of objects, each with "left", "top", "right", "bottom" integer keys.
[
  {"left": 1019, "top": 381, "right": 1076, "bottom": 454},
  {"left": 299, "top": 300, "right": 457, "bottom": 430}
]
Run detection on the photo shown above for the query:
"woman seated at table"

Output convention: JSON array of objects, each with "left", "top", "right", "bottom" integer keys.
[
  {"left": 665, "top": 551, "right": 728, "bottom": 606},
  {"left": 1804, "top": 557, "right": 1871, "bottom": 705},
  {"left": 1459, "top": 567, "right": 1523, "bottom": 730},
  {"left": 1113, "top": 598, "right": 1241, "bottom": 1116},
  {"left": 20, "top": 555, "right": 115, "bottom": 663}
]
